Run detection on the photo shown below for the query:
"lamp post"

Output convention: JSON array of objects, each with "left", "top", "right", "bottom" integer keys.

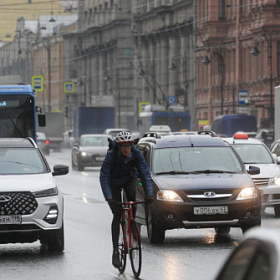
[
  {"left": 169, "top": 54, "right": 188, "bottom": 108},
  {"left": 202, "top": 50, "right": 225, "bottom": 115},
  {"left": 250, "top": 33, "right": 273, "bottom": 128}
]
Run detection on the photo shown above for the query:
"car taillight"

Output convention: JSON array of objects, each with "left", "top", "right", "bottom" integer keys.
[{"left": 45, "top": 140, "right": 50, "bottom": 144}]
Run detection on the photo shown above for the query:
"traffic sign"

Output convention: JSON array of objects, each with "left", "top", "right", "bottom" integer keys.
[
  {"left": 64, "top": 82, "right": 75, "bottom": 93},
  {"left": 139, "top": 102, "right": 150, "bottom": 114},
  {"left": 238, "top": 90, "right": 248, "bottom": 105},
  {"left": 237, "top": 107, "right": 248, "bottom": 114},
  {"left": 167, "top": 96, "right": 177, "bottom": 105},
  {"left": 32, "top": 76, "right": 43, "bottom": 91}
]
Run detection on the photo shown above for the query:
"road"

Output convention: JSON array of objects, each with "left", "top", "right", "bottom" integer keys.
[{"left": 0, "top": 149, "right": 279, "bottom": 280}]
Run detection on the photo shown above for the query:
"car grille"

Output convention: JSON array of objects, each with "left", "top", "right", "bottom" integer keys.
[
  {"left": 184, "top": 189, "right": 234, "bottom": 202},
  {"left": 252, "top": 178, "right": 270, "bottom": 187},
  {"left": 0, "top": 192, "right": 38, "bottom": 215}
]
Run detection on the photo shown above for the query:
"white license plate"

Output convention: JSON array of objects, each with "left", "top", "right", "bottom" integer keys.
[
  {"left": 0, "top": 215, "right": 22, "bottom": 224},
  {"left": 96, "top": 157, "right": 105, "bottom": 161},
  {"left": 194, "top": 206, "right": 228, "bottom": 215}
]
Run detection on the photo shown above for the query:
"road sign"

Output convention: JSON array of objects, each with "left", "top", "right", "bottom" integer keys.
[
  {"left": 167, "top": 96, "right": 177, "bottom": 105},
  {"left": 64, "top": 82, "right": 75, "bottom": 93},
  {"left": 238, "top": 90, "right": 248, "bottom": 105},
  {"left": 237, "top": 107, "right": 248, "bottom": 114},
  {"left": 32, "top": 76, "right": 43, "bottom": 91},
  {"left": 139, "top": 102, "right": 150, "bottom": 114}
]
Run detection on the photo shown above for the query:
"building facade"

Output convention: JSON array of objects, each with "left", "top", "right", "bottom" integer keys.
[{"left": 195, "top": 0, "right": 280, "bottom": 129}]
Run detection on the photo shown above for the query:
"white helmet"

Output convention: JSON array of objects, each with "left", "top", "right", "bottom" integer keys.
[{"left": 115, "top": 131, "right": 134, "bottom": 145}]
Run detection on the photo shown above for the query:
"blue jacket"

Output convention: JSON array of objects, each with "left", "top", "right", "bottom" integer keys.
[{"left": 99, "top": 141, "right": 153, "bottom": 200}]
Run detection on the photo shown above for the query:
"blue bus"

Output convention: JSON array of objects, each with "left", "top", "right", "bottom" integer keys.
[{"left": 0, "top": 85, "right": 45, "bottom": 141}]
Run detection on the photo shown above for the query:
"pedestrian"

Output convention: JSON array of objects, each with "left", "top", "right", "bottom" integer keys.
[{"left": 99, "top": 131, "right": 154, "bottom": 268}]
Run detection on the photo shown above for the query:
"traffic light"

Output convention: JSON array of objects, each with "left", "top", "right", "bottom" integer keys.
[{"left": 64, "top": 106, "right": 69, "bottom": 118}]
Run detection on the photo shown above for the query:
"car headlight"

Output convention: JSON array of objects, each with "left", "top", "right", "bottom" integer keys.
[
  {"left": 157, "top": 190, "right": 183, "bottom": 202},
  {"left": 237, "top": 187, "right": 257, "bottom": 200},
  {"left": 269, "top": 172, "right": 280, "bottom": 186},
  {"left": 81, "top": 152, "right": 90, "bottom": 156},
  {"left": 33, "top": 187, "right": 58, "bottom": 198}
]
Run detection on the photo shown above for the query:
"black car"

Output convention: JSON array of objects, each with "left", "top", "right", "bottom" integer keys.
[
  {"left": 72, "top": 134, "right": 111, "bottom": 171},
  {"left": 135, "top": 131, "right": 261, "bottom": 244}
]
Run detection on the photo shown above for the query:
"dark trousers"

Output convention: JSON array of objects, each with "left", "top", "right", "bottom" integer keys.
[{"left": 109, "top": 178, "right": 136, "bottom": 251}]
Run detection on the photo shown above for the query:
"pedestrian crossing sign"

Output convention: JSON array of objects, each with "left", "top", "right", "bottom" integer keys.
[{"left": 64, "top": 82, "right": 75, "bottom": 93}]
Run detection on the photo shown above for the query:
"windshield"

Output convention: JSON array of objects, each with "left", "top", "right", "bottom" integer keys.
[
  {"left": 81, "top": 136, "right": 109, "bottom": 147},
  {"left": 232, "top": 144, "right": 273, "bottom": 164},
  {"left": 0, "top": 94, "right": 35, "bottom": 139},
  {"left": 153, "top": 147, "right": 243, "bottom": 174},
  {"left": 0, "top": 148, "right": 47, "bottom": 174}
]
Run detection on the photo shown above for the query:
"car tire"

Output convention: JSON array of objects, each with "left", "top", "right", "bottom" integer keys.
[
  {"left": 147, "top": 208, "right": 165, "bottom": 244},
  {"left": 215, "top": 226, "right": 230, "bottom": 235},
  {"left": 274, "top": 205, "right": 280, "bottom": 217},
  {"left": 45, "top": 224, "right": 65, "bottom": 252}
]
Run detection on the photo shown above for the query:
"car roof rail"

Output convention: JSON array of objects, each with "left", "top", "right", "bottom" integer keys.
[{"left": 197, "top": 130, "right": 217, "bottom": 137}]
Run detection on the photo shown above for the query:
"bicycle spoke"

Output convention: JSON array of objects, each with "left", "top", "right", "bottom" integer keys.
[{"left": 129, "top": 221, "right": 142, "bottom": 279}]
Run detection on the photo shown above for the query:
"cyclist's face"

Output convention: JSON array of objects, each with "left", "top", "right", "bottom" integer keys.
[{"left": 120, "top": 144, "right": 132, "bottom": 156}]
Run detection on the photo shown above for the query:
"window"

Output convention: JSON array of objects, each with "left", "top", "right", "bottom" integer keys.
[{"left": 219, "top": 0, "right": 226, "bottom": 19}]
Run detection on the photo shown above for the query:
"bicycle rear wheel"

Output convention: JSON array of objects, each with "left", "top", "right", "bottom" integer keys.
[
  {"left": 129, "top": 220, "right": 142, "bottom": 279},
  {"left": 118, "top": 222, "right": 127, "bottom": 273}
]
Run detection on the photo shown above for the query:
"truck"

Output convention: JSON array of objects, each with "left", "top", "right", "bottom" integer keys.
[
  {"left": 211, "top": 114, "right": 257, "bottom": 137},
  {"left": 73, "top": 107, "right": 115, "bottom": 141},
  {"left": 138, "top": 105, "right": 191, "bottom": 136},
  {"left": 36, "top": 112, "right": 64, "bottom": 151}
]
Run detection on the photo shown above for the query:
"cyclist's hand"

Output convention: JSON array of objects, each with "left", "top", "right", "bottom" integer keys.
[
  {"left": 108, "top": 199, "right": 118, "bottom": 214},
  {"left": 145, "top": 196, "right": 154, "bottom": 204}
]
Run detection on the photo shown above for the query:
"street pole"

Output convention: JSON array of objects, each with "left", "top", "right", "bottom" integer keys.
[
  {"left": 47, "top": 46, "right": 51, "bottom": 112},
  {"left": 116, "top": 68, "right": 120, "bottom": 127},
  {"left": 269, "top": 33, "right": 273, "bottom": 128}
]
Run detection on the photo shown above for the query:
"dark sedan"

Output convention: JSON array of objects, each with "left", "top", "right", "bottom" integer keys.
[
  {"left": 135, "top": 132, "right": 261, "bottom": 244},
  {"left": 71, "top": 134, "right": 111, "bottom": 171}
]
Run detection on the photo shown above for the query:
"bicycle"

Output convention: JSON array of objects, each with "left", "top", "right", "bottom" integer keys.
[{"left": 117, "top": 200, "right": 145, "bottom": 279}]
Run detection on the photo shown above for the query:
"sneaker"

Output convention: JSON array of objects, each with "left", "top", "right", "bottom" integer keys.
[{"left": 112, "top": 251, "right": 121, "bottom": 268}]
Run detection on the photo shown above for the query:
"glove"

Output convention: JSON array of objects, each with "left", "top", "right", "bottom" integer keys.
[
  {"left": 145, "top": 196, "right": 154, "bottom": 205},
  {"left": 108, "top": 199, "right": 119, "bottom": 214}
]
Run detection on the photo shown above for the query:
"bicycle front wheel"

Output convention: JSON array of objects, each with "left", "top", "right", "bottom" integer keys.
[
  {"left": 118, "top": 222, "right": 127, "bottom": 274},
  {"left": 129, "top": 220, "right": 142, "bottom": 279}
]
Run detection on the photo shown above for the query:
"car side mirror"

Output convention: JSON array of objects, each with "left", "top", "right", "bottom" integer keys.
[
  {"left": 52, "top": 165, "right": 69, "bottom": 176},
  {"left": 38, "top": 114, "right": 46, "bottom": 127},
  {"left": 248, "top": 166, "right": 260, "bottom": 175}
]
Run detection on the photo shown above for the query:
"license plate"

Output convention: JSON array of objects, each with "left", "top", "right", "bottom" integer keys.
[
  {"left": 194, "top": 206, "right": 228, "bottom": 215},
  {"left": 96, "top": 157, "right": 105, "bottom": 161},
  {"left": 0, "top": 215, "right": 22, "bottom": 224}
]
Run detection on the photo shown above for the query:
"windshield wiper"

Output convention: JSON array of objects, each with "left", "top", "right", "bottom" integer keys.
[
  {"left": 188, "top": 170, "right": 235, "bottom": 174},
  {"left": 155, "top": 171, "right": 191, "bottom": 175}
]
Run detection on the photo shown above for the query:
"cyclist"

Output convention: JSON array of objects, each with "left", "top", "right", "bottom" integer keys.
[{"left": 100, "top": 131, "right": 154, "bottom": 269}]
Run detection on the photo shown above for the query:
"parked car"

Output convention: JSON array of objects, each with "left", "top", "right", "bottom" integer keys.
[
  {"left": 72, "top": 134, "right": 111, "bottom": 171},
  {"left": 103, "top": 128, "right": 130, "bottom": 137},
  {"left": 215, "top": 226, "right": 280, "bottom": 280},
  {"left": 0, "top": 137, "right": 69, "bottom": 251},
  {"left": 224, "top": 133, "right": 280, "bottom": 216},
  {"left": 36, "top": 132, "right": 50, "bottom": 155},
  {"left": 255, "top": 129, "right": 275, "bottom": 149},
  {"left": 135, "top": 131, "right": 261, "bottom": 244}
]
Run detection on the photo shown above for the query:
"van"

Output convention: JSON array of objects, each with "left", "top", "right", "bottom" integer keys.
[{"left": 212, "top": 114, "right": 257, "bottom": 137}]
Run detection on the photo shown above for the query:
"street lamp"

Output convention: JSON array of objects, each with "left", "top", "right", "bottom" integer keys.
[
  {"left": 250, "top": 34, "right": 273, "bottom": 128},
  {"left": 203, "top": 51, "right": 225, "bottom": 115},
  {"left": 169, "top": 54, "right": 188, "bottom": 108}
]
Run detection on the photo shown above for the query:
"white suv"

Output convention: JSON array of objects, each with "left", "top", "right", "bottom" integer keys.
[
  {"left": 224, "top": 133, "right": 280, "bottom": 216},
  {"left": 0, "top": 137, "right": 68, "bottom": 251}
]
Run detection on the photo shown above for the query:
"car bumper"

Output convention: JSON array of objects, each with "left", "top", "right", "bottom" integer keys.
[
  {"left": 78, "top": 155, "right": 105, "bottom": 167},
  {"left": 152, "top": 199, "right": 260, "bottom": 230}
]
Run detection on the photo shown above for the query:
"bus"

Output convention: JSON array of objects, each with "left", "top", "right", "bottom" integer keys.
[
  {"left": 0, "top": 85, "right": 45, "bottom": 141},
  {"left": 138, "top": 106, "right": 191, "bottom": 136}
]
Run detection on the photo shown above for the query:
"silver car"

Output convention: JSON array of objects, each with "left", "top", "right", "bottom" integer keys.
[{"left": 224, "top": 133, "right": 280, "bottom": 216}]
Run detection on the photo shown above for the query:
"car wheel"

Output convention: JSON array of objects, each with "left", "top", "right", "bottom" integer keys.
[
  {"left": 215, "top": 226, "right": 230, "bottom": 235},
  {"left": 147, "top": 208, "right": 165, "bottom": 244},
  {"left": 274, "top": 205, "right": 280, "bottom": 217},
  {"left": 45, "top": 224, "right": 65, "bottom": 252}
]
